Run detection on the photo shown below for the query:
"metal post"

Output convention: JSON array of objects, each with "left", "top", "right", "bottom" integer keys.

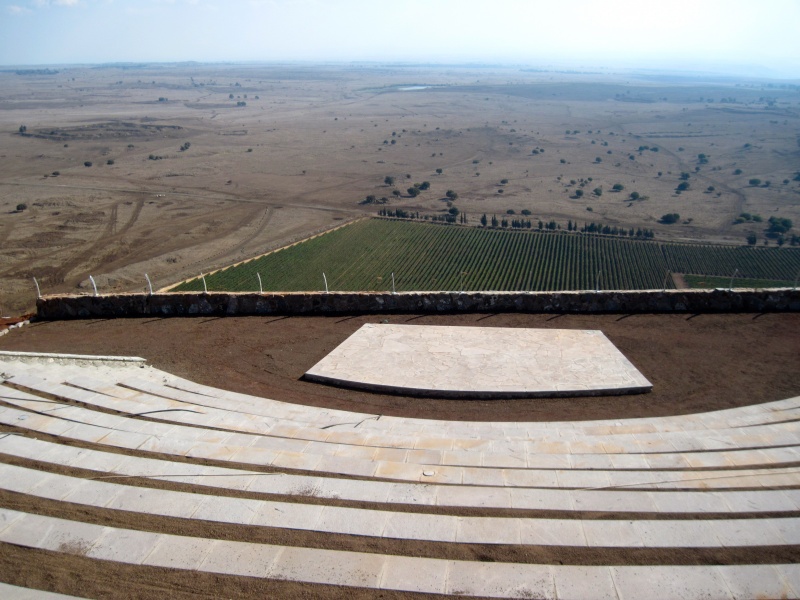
[
  {"left": 323, "top": 272, "right": 328, "bottom": 294},
  {"left": 32, "top": 277, "right": 41, "bottom": 299},
  {"left": 257, "top": 272, "right": 263, "bottom": 294},
  {"left": 201, "top": 274, "right": 208, "bottom": 294},
  {"left": 794, "top": 270, "right": 799, "bottom": 291},
  {"left": 145, "top": 274, "right": 153, "bottom": 296},
  {"left": 89, "top": 275, "right": 98, "bottom": 297},
  {"left": 728, "top": 268, "right": 738, "bottom": 291},
  {"left": 391, "top": 272, "right": 396, "bottom": 295},
  {"left": 662, "top": 270, "right": 670, "bottom": 291},
  {"left": 595, "top": 270, "right": 601, "bottom": 293}
]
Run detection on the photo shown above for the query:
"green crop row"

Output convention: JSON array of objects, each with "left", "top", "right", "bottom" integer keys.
[{"left": 171, "top": 219, "right": 800, "bottom": 293}]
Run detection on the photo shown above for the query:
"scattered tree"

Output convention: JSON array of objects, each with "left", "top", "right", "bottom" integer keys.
[
  {"left": 660, "top": 213, "right": 680, "bottom": 224},
  {"left": 84, "top": 161, "right": 92, "bottom": 167},
  {"left": 767, "top": 216, "right": 792, "bottom": 234},
  {"left": 612, "top": 183, "right": 624, "bottom": 192},
  {"left": 748, "top": 178, "right": 762, "bottom": 186},
  {"left": 384, "top": 176, "right": 395, "bottom": 186},
  {"left": 16, "top": 203, "right": 27, "bottom": 212}
]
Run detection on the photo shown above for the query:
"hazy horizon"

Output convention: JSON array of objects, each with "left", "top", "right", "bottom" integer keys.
[{"left": 2, "top": 0, "right": 799, "bottom": 79}]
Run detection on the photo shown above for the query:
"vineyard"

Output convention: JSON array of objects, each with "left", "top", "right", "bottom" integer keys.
[{"left": 171, "top": 219, "right": 800, "bottom": 293}]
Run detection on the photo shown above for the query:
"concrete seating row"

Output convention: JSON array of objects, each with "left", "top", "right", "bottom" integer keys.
[
  {"left": 2, "top": 400, "right": 799, "bottom": 490},
  {"left": 3, "top": 461, "right": 798, "bottom": 547},
  {"left": 4, "top": 374, "right": 799, "bottom": 473},
  {"left": 3, "top": 433, "right": 797, "bottom": 514},
  {"left": 2, "top": 508, "right": 799, "bottom": 599},
  {"left": 1, "top": 351, "right": 798, "bottom": 598}
]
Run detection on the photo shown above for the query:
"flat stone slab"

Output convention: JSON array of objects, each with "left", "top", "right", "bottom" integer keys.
[{"left": 305, "top": 324, "right": 652, "bottom": 398}]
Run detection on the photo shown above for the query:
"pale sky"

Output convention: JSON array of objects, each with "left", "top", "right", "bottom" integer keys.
[{"left": 1, "top": 0, "right": 799, "bottom": 77}]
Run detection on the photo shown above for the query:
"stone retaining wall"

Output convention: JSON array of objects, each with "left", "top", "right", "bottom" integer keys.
[{"left": 35, "top": 289, "right": 800, "bottom": 319}]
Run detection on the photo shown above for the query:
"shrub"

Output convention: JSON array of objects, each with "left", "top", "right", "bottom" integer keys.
[{"left": 660, "top": 213, "right": 680, "bottom": 224}]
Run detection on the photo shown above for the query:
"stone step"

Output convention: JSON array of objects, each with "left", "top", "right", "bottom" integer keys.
[
  {"left": 1, "top": 508, "right": 797, "bottom": 599},
  {"left": 5, "top": 354, "right": 799, "bottom": 440},
  {"left": 0, "top": 582, "right": 87, "bottom": 599},
  {"left": 2, "top": 402, "right": 799, "bottom": 490},
  {"left": 68, "top": 375, "right": 800, "bottom": 458},
  {"left": 4, "top": 380, "right": 799, "bottom": 476},
  {"left": 1, "top": 434, "right": 798, "bottom": 514},
  {"left": 3, "top": 461, "right": 797, "bottom": 548}
]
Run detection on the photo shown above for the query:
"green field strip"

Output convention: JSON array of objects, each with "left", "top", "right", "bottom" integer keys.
[
  {"left": 683, "top": 274, "right": 796, "bottom": 289},
  {"left": 172, "top": 219, "right": 800, "bottom": 294}
]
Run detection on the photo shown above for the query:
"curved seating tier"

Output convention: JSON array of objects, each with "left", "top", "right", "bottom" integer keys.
[{"left": 0, "top": 351, "right": 798, "bottom": 599}]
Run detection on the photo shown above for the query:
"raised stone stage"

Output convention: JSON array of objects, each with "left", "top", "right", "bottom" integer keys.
[
  {"left": 305, "top": 324, "right": 652, "bottom": 398},
  {"left": 0, "top": 350, "right": 798, "bottom": 599}
]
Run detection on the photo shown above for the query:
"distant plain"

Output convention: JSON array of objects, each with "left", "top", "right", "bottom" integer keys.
[{"left": 1, "top": 63, "right": 798, "bottom": 313}]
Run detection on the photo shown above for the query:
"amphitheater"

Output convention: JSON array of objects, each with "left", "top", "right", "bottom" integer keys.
[{"left": 0, "top": 297, "right": 798, "bottom": 599}]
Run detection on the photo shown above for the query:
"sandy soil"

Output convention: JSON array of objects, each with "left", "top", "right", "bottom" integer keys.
[{"left": 2, "top": 65, "right": 799, "bottom": 314}]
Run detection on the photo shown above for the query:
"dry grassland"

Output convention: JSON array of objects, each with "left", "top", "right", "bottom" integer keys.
[{"left": 1, "top": 64, "right": 799, "bottom": 314}]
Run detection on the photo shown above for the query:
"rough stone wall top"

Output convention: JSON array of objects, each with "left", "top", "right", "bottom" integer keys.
[{"left": 34, "top": 289, "right": 800, "bottom": 319}]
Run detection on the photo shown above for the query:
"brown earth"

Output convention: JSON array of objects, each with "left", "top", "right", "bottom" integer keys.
[
  {"left": 2, "top": 64, "right": 799, "bottom": 315},
  {"left": 2, "top": 312, "right": 798, "bottom": 422}
]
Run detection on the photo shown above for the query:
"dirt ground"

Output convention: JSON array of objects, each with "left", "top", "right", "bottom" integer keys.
[
  {"left": 2, "top": 64, "right": 799, "bottom": 315},
  {"left": 2, "top": 312, "right": 798, "bottom": 422}
]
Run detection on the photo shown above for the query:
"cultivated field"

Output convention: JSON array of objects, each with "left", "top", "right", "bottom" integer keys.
[
  {"left": 1, "top": 64, "right": 799, "bottom": 313},
  {"left": 171, "top": 218, "right": 800, "bottom": 293}
]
